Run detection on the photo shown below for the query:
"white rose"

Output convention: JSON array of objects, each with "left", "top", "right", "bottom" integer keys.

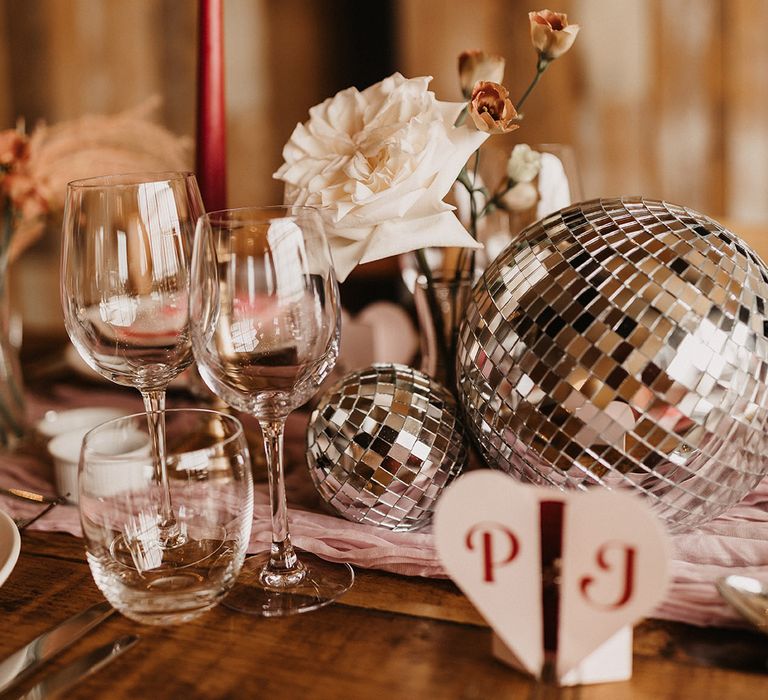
[
  {"left": 506, "top": 144, "right": 542, "bottom": 183},
  {"left": 274, "top": 73, "right": 488, "bottom": 281}
]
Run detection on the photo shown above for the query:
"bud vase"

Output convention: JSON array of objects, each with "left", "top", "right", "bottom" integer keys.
[
  {"left": 0, "top": 261, "right": 26, "bottom": 448},
  {"left": 413, "top": 273, "right": 473, "bottom": 393}
]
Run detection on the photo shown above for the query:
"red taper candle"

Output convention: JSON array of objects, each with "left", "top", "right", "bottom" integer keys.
[{"left": 196, "top": 0, "right": 227, "bottom": 212}]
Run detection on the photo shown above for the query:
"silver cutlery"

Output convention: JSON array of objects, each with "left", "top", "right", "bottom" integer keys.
[
  {"left": 0, "top": 601, "right": 115, "bottom": 694},
  {"left": 11, "top": 504, "right": 64, "bottom": 531},
  {"left": 13, "top": 635, "right": 139, "bottom": 700},
  {"left": 716, "top": 574, "right": 768, "bottom": 635}
]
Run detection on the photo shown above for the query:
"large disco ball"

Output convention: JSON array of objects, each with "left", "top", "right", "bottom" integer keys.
[{"left": 457, "top": 197, "right": 768, "bottom": 532}]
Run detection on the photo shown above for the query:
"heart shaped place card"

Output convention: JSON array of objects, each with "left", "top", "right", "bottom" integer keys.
[{"left": 434, "top": 471, "right": 670, "bottom": 686}]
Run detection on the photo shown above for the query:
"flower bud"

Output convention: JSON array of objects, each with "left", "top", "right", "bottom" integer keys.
[
  {"left": 506, "top": 144, "right": 542, "bottom": 183},
  {"left": 468, "top": 82, "right": 519, "bottom": 135},
  {"left": 458, "top": 50, "right": 505, "bottom": 99},
  {"left": 529, "top": 10, "right": 580, "bottom": 61}
]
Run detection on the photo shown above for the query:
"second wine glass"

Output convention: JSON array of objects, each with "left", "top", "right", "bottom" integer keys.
[
  {"left": 61, "top": 171, "right": 204, "bottom": 548},
  {"left": 190, "top": 205, "right": 354, "bottom": 616}
]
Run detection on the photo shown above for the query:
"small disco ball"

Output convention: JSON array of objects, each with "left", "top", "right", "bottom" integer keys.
[
  {"left": 457, "top": 197, "right": 768, "bottom": 532},
  {"left": 307, "top": 363, "right": 468, "bottom": 531}
]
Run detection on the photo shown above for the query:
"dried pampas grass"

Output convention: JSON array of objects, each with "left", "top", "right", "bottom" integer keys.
[{"left": 27, "top": 97, "right": 192, "bottom": 213}]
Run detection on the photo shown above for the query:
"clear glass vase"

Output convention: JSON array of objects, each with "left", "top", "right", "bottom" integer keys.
[
  {"left": 0, "top": 258, "right": 26, "bottom": 448},
  {"left": 413, "top": 273, "right": 473, "bottom": 392}
]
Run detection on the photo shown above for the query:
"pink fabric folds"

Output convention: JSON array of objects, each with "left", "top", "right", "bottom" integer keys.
[{"left": 2, "top": 383, "right": 766, "bottom": 629}]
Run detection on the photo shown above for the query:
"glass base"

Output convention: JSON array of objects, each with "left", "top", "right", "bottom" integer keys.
[{"left": 222, "top": 551, "right": 354, "bottom": 617}]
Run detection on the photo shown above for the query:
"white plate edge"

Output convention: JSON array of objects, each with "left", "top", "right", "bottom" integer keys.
[{"left": 0, "top": 508, "right": 21, "bottom": 587}]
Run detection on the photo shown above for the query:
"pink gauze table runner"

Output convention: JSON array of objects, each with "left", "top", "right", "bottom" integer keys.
[{"left": 2, "top": 383, "right": 767, "bottom": 630}]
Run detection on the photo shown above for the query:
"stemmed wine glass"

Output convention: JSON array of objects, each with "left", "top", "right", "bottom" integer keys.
[
  {"left": 61, "top": 171, "right": 204, "bottom": 550},
  {"left": 189, "top": 205, "right": 354, "bottom": 616}
]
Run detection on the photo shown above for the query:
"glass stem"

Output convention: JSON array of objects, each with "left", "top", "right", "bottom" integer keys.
[
  {"left": 141, "top": 389, "right": 181, "bottom": 546},
  {"left": 260, "top": 418, "right": 301, "bottom": 578}
]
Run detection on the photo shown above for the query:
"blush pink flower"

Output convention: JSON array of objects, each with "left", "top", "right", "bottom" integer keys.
[
  {"left": 529, "top": 9, "right": 580, "bottom": 61},
  {"left": 0, "top": 130, "right": 27, "bottom": 166},
  {"left": 468, "top": 82, "right": 520, "bottom": 135},
  {"left": 458, "top": 50, "right": 506, "bottom": 99},
  {"left": 0, "top": 129, "right": 48, "bottom": 261}
]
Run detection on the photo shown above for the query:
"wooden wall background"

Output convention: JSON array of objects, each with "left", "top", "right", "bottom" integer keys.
[
  {"left": 400, "top": 0, "right": 768, "bottom": 226},
  {"left": 0, "top": 0, "right": 766, "bottom": 331}
]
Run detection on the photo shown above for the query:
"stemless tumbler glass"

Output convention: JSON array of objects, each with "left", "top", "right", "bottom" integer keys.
[
  {"left": 79, "top": 409, "right": 254, "bottom": 625},
  {"left": 190, "top": 205, "right": 354, "bottom": 616},
  {"left": 61, "top": 171, "right": 204, "bottom": 548}
]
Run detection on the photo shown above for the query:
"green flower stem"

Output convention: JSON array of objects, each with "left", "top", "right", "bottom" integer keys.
[
  {"left": 456, "top": 165, "right": 473, "bottom": 192},
  {"left": 458, "top": 148, "right": 482, "bottom": 280},
  {"left": 415, "top": 248, "right": 434, "bottom": 288},
  {"left": 469, "top": 148, "right": 481, "bottom": 237},
  {"left": 515, "top": 55, "right": 551, "bottom": 113},
  {"left": 481, "top": 177, "right": 518, "bottom": 217}
]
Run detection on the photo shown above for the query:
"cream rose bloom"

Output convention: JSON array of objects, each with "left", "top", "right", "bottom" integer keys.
[{"left": 274, "top": 73, "right": 488, "bottom": 281}]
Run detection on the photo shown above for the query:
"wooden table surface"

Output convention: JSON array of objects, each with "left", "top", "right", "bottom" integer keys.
[{"left": 0, "top": 529, "right": 766, "bottom": 699}]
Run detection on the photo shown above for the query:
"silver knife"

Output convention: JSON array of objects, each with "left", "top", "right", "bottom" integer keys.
[
  {"left": 14, "top": 635, "right": 139, "bottom": 700},
  {"left": 0, "top": 601, "right": 115, "bottom": 693}
]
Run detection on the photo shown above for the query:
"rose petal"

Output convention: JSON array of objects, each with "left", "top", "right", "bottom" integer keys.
[{"left": 358, "top": 211, "right": 482, "bottom": 269}]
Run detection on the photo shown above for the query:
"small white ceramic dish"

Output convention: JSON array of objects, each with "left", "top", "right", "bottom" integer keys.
[
  {"left": 36, "top": 407, "right": 131, "bottom": 441},
  {"left": 0, "top": 509, "right": 21, "bottom": 587},
  {"left": 47, "top": 429, "right": 90, "bottom": 503},
  {"left": 42, "top": 407, "right": 132, "bottom": 503},
  {"left": 48, "top": 425, "right": 152, "bottom": 504}
]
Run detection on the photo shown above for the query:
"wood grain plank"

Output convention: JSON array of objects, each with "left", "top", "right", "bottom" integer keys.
[
  {"left": 654, "top": 0, "right": 725, "bottom": 216},
  {"left": 574, "top": 0, "right": 655, "bottom": 200},
  {"left": 723, "top": 0, "right": 768, "bottom": 223},
  {"left": 17, "top": 531, "right": 487, "bottom": 626},
  {"left": 0, "top": 0, "right": 13, "bottom": 128}
]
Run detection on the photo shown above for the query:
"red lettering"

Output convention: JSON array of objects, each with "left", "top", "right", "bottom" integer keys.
[
  {"left": 579, "top": 542, "right": 636, "bottom": 609},
  {"left": 465, "top": 523, "right": 520, "bottom": 583}
]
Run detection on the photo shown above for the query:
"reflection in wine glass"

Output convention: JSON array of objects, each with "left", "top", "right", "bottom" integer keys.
[
  {"left": 61, "top": 171, "right": 204, "bottom": 548},
  {"left": 190, "top": 205, "right": 353, "bottom": 616}
]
